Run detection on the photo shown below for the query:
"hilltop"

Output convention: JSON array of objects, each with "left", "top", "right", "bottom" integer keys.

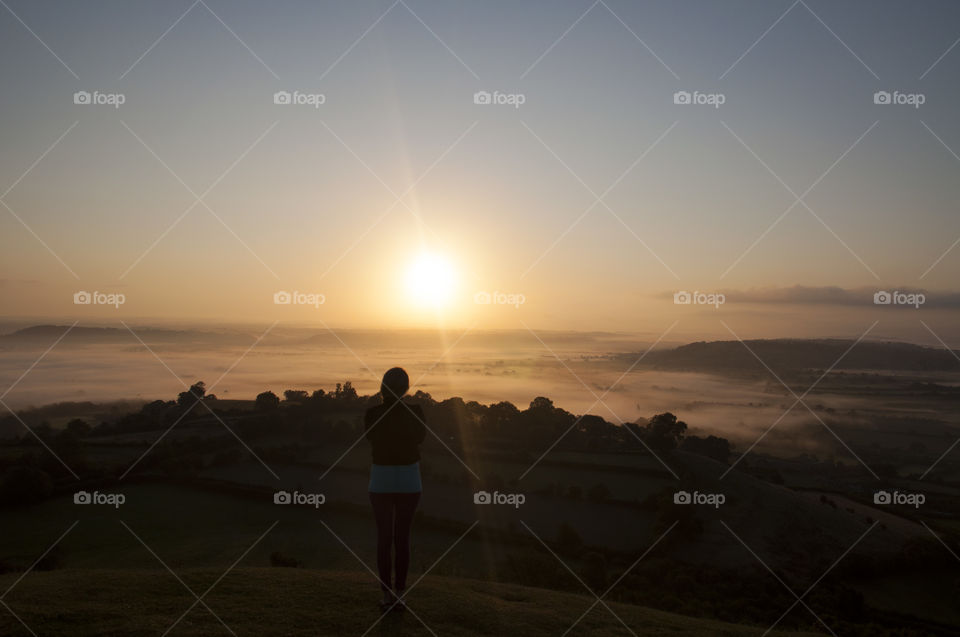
[
  {"left": 640, "top": 338, "right": 960, "bottom": 373},
  {"left": 0, "top": 568, "right": 819, "bottom": 636}
]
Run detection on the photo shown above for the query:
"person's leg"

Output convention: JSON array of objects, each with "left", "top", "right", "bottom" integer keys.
[
  {"left": 392, "top": 492, "right": 421, "bottom": 593},
  {"left": 369, "top": 493, "right": 394, "bottom": 594}
]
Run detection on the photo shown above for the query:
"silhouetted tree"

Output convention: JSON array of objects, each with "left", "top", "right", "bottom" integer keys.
[
  {"left": 64, "top": 418, "right": 91, "bottom": 438},
  {"left": 255, "top": 391, "right": 280, "bottom": 411},
  {"left": 177, "top": 381, "right": 206, "bottom": 408},
  {"left": 557, "top": 522, "right": 584, "bottom": 556},
  {"left": 642, "top": 412, "right": 687, "bottom": 452},
  {"left": 334, "top": 382, "right": 358, "bottom": 401},
  {"left": 0, "top": 465, "right": 53, "bottom": 505},
  {"left": 529, "top": 396, "right": 554, "bottom": 411},
  {"left": 269, "top": 551, "right": 301, "bottom": 567},
  {"left": 283, "top": 390, "right": 309, "bottom": 403},
  {"left": 680, "top": 435, "right": 731, "bottom": 463}
]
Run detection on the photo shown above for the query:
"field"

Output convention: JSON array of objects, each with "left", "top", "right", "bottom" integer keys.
[{"left": 0, "top": 568, "right": 822, "bottom": 637}]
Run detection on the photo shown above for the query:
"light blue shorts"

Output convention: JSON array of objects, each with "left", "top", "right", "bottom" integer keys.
[{"left": 369, "top": 463, "right": 422, "bottom": 494}]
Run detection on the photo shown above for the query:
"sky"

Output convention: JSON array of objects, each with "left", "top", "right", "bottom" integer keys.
[{"left": 1, "top": 0, "right": 960, "bottom": 341}]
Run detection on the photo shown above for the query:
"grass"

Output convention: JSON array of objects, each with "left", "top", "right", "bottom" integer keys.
[
  {"left": 0, "top": 568, "right": 820, "bottom": 637},
  {"left": 0, "top": 484, "right": 486, "bottom": 575}
]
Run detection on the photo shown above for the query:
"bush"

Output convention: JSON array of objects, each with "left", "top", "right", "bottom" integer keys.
[
  {"left": 557, "top": 523, "right": 584, "bottom": 557},
  {"left": 0, "top": 465, "right": 54, "bottom": 505},
  {"left": 580, "top": 551, "right": 607, "bottom": 592},
  {"left": 269, "top": 551, "right": 301, "bottom": 567}
]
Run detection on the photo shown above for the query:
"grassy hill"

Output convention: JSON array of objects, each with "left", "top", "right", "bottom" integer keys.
[
  {"left": 642, "top": 339, "right": 960, "bottom": 373},
  {"left": 0, "top": 568, "right": 819, "bottom": 636}
]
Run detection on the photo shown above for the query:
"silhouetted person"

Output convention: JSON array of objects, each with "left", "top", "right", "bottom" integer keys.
[{"left": 365, "top": 367, "right": 425, "bottom": 612}]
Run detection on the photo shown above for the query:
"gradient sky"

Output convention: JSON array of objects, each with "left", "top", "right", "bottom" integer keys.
[{"left": 1, "top": 0, "right": 959, "bottom": 339}]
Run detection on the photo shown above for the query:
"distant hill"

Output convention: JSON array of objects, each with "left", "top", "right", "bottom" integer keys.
[
  {"left": 641, "top": 339, "right": 960, "bottom": 373},
  {"left": 0, "top": 325, "right": 250, "bottom": 346},
  {"left": 0, "top": 568, "right": 818, "bottom": 636}
]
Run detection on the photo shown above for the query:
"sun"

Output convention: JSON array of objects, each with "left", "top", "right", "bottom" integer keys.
[{"left": 404, "top": 252, "right": 457, "bottom": 309}]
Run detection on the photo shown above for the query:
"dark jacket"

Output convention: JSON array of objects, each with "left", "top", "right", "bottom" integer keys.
[{"left": 364, "top": 401, "right": 426, "bottom": 465}]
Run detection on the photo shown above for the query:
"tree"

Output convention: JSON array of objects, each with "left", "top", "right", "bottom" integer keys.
[
  {"left": 529, "top": 396, "right": 555, "bottom": 411},
  {"left": 177, "top": 381, "right": 206, "bottom": 408},
  {"left": 283, "top": 390, "right": 309, "bottom": 403},
  {"left": 65, "top": 418, "right": 91, "bottom": 438},
  {"left": 0, "top": 465, "right": 53, "bottom": 505},
  {"left": 680, "top": 435, "right": 731, "bottom": 463},
  {"left": 557, "top": 523, "right": 584, "bottom": 556},
  {"left": 255, "top": 391, "right": 280, "bottom": 411},
  {"left": 269, "top": 551, "right": 301, "bottom": 568},
  {"left": 142, "top": 400, "right": 169, "bottom": 417},
  {"left": 642, "top": 412, "right": 687, "bottom": 452},
  {"left": 578, "top": 415, "right": 613, "bottom": 448},
  {"left": 334, "top": 382, "right": 358, "bottom": 401}
]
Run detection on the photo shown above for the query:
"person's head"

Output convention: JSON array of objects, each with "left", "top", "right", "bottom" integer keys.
[{"left": 380, "top": 367, "right": 409, "bottom": 403}]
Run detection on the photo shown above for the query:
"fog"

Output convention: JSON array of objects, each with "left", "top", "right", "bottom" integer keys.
[{"left": 0, "top": 325, "right": 907, "bottom": 459}]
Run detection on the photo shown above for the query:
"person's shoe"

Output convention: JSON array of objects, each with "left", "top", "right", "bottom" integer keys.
[
  {"left": 392, "top": 590, "right": 407, "bottom": 612},
  {"left": 378, "top": 591, "right": 396, "bottom": 612}
]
